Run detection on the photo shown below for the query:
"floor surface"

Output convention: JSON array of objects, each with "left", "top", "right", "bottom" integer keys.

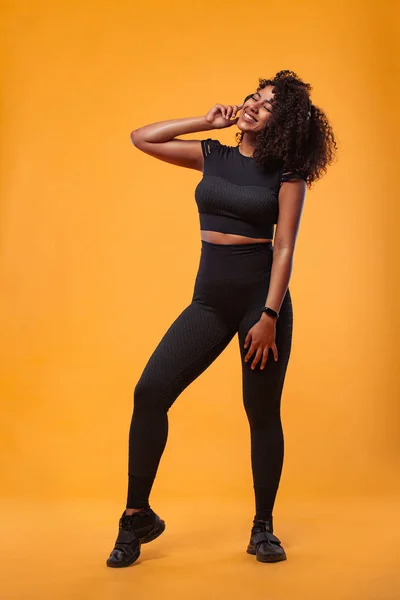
[{"left": 0, "top": 495, "right": 399, "bottom": 600}]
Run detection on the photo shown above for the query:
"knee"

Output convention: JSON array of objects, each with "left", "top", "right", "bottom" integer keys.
[{"left": 133, "top": 375, "right": 169, "bottom": 414}]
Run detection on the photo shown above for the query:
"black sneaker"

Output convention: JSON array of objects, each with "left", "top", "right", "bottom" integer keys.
[
  {"left": 246, "top": 516, "right": 287, "bottom": 563},
  {"left": 106, "top": 507, "right": 166, "bottom": 568}
]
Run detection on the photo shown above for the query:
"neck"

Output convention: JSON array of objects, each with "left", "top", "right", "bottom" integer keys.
[{"left": 239, "top": 133, "right": 258, "bottom": 157}]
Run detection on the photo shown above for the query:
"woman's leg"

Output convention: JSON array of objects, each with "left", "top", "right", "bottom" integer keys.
[
  {"left": 237, "top": 287, "right": 293, "bottom": 521},
  {"left": 127, "top": 299, "right": 237, "bottom": 509}
]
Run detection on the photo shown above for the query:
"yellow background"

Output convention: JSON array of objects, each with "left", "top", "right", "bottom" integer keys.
[{"left": 1, "top": 0, "right": 399, "bottom": 598}]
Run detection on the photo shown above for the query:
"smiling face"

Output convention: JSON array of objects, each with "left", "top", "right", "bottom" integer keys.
[{"left": 238, "top": 85, "right": 275, "bottom": 132}]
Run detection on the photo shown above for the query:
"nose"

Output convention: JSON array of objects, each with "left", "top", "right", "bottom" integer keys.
[
  {"left": 247, "top": 101, "right": 259, "bottom": 115},
  {"left": 243, "top": 94, "right": 259, "bottom": 113}
]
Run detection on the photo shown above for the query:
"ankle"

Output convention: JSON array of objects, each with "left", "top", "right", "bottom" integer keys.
[{"left": 125, "top": 508, "right": 146, "bottom": 516}]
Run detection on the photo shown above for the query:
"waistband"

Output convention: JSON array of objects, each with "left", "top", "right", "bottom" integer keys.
[
  {"left": 201, "top": 239, "right": 273, "bottom": 251},
  {"left": 198, "top": 239, "right": 273, "bottom": 279}
]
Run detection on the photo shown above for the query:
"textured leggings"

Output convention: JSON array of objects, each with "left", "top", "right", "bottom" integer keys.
[{"left": 126, "top": 240, "right": 293, "bottom": 520}]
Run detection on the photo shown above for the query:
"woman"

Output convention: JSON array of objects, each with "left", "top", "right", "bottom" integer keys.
[{"left": 106, "top": 69, "right": 337, "bottom": 567}]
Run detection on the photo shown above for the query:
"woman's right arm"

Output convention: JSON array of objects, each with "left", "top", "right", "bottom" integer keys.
[
  {"left": 130, "top": 103, "right": 242, "bottom": 172},
  {"left": 130, "top": 116, "right": 214, "bottom": 172}
]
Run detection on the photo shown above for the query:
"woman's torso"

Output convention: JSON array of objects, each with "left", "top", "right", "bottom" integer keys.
[{"left": 195, "top": 139, "right": 284, "bottom": 246}]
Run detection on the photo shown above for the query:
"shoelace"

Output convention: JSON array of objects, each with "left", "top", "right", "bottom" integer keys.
[
  {"left": 120, "top": 509, "right": 149, "bottom": 530},
  {"left": 252, "top": 519, "right": 273, "bottom": 534},
  {"left": 120, "top": 514, "right": 135, "bottom": 530}
]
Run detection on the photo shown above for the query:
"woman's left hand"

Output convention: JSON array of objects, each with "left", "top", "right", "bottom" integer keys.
[{"left": 243, "top": 314, "right": 278, "bottom": 369}]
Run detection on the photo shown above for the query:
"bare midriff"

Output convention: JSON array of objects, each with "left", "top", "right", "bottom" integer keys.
[{"left": 200, "top": 230, "right": 272, "bottom": 245}]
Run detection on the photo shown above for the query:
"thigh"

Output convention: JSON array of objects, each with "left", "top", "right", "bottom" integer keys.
[
  {"left": 134, "top": 299, "right": 236, "bottom": 411},
  {"left": 237, "top": 288, "right": 293, "bottom": 419}
]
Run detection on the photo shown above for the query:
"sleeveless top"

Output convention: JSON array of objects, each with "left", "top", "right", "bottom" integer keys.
[{"left": 194, "top": 138, "right": 307, "bottom": 240}]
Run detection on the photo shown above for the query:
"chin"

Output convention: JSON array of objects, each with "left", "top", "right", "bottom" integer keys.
[{"left": 237, "top": 120, "right": 255, "bottom": 133}]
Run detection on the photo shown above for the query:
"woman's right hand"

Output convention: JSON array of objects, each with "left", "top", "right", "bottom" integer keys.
[{"left": 205, "top": 102, "right": 244, "bottom": 129}]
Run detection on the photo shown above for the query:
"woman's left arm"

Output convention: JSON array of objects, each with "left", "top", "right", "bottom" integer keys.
[
  {"left": 243, "top": 179, "right": 307, "bottom": 369},
  {"left": 263, "top": 178, "right": 307, "bottom": 316}
]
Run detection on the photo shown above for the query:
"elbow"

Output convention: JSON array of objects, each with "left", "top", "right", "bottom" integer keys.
[
  {"left": 130, "top": 130, "right": 146, "bottom": 148},
  {"left": 273, "top": 243, "right": 295, "bottom": 256},
  {"left": 130, "top": 130, "right": 137, "bottom": 146}
]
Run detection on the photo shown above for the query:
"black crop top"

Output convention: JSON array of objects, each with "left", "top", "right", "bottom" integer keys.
[{"left": 194, "top": 138, "right": 307, "bottom": 240}]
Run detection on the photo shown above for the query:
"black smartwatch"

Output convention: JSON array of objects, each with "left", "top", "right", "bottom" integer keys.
[{"left": 261, "top": 307, "right": 279, "bottom": 320}]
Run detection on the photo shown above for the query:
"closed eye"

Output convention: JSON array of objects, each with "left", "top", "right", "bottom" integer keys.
[{"left": 251, "top": 95, "right": 272, "bottom": 112}]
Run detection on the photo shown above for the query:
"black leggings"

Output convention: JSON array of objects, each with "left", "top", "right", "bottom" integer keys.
[{"left": 126, "top": 240, "right": 293, "bottom": 520}]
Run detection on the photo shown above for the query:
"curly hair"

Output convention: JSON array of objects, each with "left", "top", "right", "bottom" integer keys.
[{"left": 235, "top": 70, "right": 337, "bottom": 188}]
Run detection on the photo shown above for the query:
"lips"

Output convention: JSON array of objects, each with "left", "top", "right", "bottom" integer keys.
[{"left": 243, "top": 110, "right": 258, "bottom": 123}]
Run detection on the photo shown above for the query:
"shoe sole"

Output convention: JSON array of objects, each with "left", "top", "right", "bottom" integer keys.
[
  {"left": 139, "top": 518, "right": 166, "bottom": 544},
  {"left": 246, "top": 544, "right": 287, "bottom": 562}
]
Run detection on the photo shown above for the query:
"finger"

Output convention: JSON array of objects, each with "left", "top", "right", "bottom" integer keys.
[
  {"left": 260, "top": 347, "right": 269, "bottom": 370},
  {"left": 225, "top": 105, "right": 233, "bottom": 119},
  {"left": 216, "top": 104, "right": 227, "bottom": 118},
  {"left": 251, "top": 347, "right": 263, "bottom": 370},
  {"left": 273, "top": 344, "right": 278, "bottom": 362},
  {"left": 244, "top": 332, "right": 251, "bottom": 349},
  {"left": 244, "top": 343, "right": 256, "bottom": 362}
]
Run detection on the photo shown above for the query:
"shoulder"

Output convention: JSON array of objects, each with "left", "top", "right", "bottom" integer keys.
[
  {"left": 280, "top": 166, "right": 308, "bottom": 183},
  {"left": 201, "top": 138, "right": 231, "bottom": 158}
]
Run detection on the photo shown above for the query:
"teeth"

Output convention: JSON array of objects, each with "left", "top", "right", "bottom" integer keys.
[{"left": 244, "top": 112, "right": 256, "bottom": 122}]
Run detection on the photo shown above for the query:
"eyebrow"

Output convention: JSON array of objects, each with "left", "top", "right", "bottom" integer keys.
[{"left": 254, "top": 91, "right": 272, "bottom": 104}]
